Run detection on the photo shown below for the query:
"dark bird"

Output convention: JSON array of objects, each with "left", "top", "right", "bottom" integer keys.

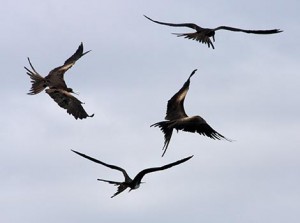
[
  {"left": 25, "top": 42, "right": 94, "bottom": 119},
  {"left": 151, "top": 69, "right": 231, "bottom": 156},
  {"left": 71, "top": 149, "right": 193, "bottom": 198},
  {"left": 144, "top": 15, "right": 282, "bottom": 49}
]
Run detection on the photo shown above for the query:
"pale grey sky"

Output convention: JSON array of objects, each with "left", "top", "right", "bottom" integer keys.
[{"left": 1, "top": 0, "right": 299, "bottom": 223}]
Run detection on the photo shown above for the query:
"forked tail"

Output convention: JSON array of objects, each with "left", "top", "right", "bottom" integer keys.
[
  {"left": 97, "top": 179, "right": 128, "bottom": 198},
  {"left": 97, "top": 178, "right": 122, "bottom": 186},
  {"left": 25, "top": 58, "right": 47, "bottom": 95},
  {"left": 150, "top": 121, "right": 174, "bottom": 157},
  {"left": 172, "top": 32, "right": 215, "bottom": 49}
]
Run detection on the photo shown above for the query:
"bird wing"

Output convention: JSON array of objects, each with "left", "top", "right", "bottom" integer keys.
[
  {"left": 214, "top": 26, "right": 282, "bottom": 34},
  {"left": 144, "top": 15, "right": 201, "bottom": 30},
  {"left": 47, "top": 42, "right": 91, "bottom": 79},
  {"left": 46, "top": 89, "right": 94, "bottom": 120},
  {"left": 165, "top": 69, "right": 197, "bottom": 120},
  {"left": 64, "top": 42, "right": 91, "bottom": 65},
  {"left": 132, "top": 155, "right": 193, "bottom": 184},
  {"left": 71, "top": 150, "right": 131, "bottom": 182},
  {"left": 144, "top": 15, "right": 215, "bottom": 48},
  {"left": 174, "top": 116, "right": 232, "bottom": 141}
]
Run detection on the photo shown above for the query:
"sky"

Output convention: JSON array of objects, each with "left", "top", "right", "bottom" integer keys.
[{"left": 1, "top": 0, "right": 300, "bottom": 222}]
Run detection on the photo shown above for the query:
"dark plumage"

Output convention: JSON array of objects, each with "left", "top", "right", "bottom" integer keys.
[
  {"left": 71, "top": 149, "right": 193, "bottom": 198},
  {"left": 151, "top": 69, "right": 231, "bottom": 156},
  {"left": 25, "top": 42, "right": 94, "bottom": 119},
  {"left": 46, "top": 89, "right": 94, "bottom": 120},
  {"left": 144, "top": 15, "right": 282, "bottom": 49}
]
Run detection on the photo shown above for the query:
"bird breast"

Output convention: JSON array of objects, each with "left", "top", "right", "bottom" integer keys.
[
  {"left": 133, "top": 184, "right": 140, "bottom": 189},
  {"left": 201, "top": 29, "right": 215, "bottom": 37}
]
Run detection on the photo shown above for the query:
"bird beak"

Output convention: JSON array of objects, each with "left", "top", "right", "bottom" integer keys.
[{"left": 73, "top": 91, "right": 80, "bottom": 95}]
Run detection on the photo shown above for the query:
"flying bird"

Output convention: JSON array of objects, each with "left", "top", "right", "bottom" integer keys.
[
  {"left": 144, "top": 15, "right": 282, "bottom": 49},
  {"left": 71, "top": 149, "right": 193, "bottom": 198},
  {"left": 151, "top": 69, "right": 231, "bottom": 156},
  {"left": 25, "top": 42, "right": 94, "bottom": 119}
]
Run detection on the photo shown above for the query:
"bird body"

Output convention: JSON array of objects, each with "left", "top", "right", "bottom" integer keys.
[
  {"left": 25, "top": 42, "right": 94, "bottom": 119},
  {"left": 71, "top": 150, "right": 193, "bottom": 198},
  {"left": 26, "top": 42, "right": 90, "bottom": 94},
  {"left": 151, "top": 69, "right": 231, "bottom": 156},
  {"left": 144, "top": 15, "right": 282, "bottom": 49}
]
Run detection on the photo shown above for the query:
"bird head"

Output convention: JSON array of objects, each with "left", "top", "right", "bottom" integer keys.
[
  {"left": 128, "top": 182, "right": 145, "bottom": 192},
  {"left": 211, "top": 31, "right": 216, "bottom": 42},
  {"left": 67, "top": 88, "right": 80, "bottom": 95},
  {"left": 206, "top": 30, "right": 216, "bottom": 41},
  {"left": 66, "top": 87, "right": 74, "bottom": 93}
]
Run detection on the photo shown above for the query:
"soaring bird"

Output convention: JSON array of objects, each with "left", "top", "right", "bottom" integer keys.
[
  {"left": 151, "top": 69, "right": 231, "bottom": 156},
  {"left": 144, "top": 15, "right": 282, "bottom": 49},
  {"left": 71, "top": 149, "right": 193, "bottom": 198},
  {"left": 25, "top": 42, "right": 94, "bottom": 120}
]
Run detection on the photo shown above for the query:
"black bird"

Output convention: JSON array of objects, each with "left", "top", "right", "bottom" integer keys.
[
  {"left": 151, "top": 69, "right": 231, "bottom": 156},
  {"left": 25, "top": 42, "right": 94, "bottom": 119},
  {"left": 144, "top": 15, "right": 282, "bottom": 49},
  {"left": 71, "top": 149, "right": 193, "bottom": 198}
]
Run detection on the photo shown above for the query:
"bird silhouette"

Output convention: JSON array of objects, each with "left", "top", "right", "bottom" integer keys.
[
  {"left": 151, "top": 69, "right": 231, "bottom": 156},
  {"left": 25, "top": 42, "right": 94, "bottom": 119},
  {"left": 71, "top": 149, "right": 193, "bottom": 198},
  {"left": 144, "top": 15, "right": 282, "bottom": 49}
]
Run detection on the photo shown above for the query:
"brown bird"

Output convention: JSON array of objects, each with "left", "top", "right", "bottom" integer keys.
[
  {"left": 25, "top": 42, "right": 94, "bottom": 120},
  {"left": 71, "top": 149, "right": 193, "bottom": 198},
  {"left": 151, "top": 69, "right": 231, "bottom": 156},
  {"left": 144, "top": 15, "right": 282, "bottom": 49}
]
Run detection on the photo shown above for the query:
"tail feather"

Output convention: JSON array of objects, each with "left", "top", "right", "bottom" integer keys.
[
  {"left": 97, "top": 179, "right": 128, "bottom": 198},
  {"left": 97, "top": 178, "right": 121, "bottom": 186},
  {"left": 151, "top": 121, "right": 174, "bottom": 156},
  {"left": 25, "top": 58, "right": 47, "bottom": 95},
  {"left": 172, "top": 32, "right": 215, "bottom": 49}
]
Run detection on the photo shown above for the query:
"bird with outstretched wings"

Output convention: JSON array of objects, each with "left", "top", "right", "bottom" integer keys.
[
  {"left": 144, "top": 15, "right": 282, "bottom": 49},
  {"left": 25, "top": 42, "right": 93, "bottom": 120},
  {"left": 151, "top": 69, "right": 231, "bottom": 156},
  {"left": 71, "top": 150, "right": 193, "bottom": 198}
]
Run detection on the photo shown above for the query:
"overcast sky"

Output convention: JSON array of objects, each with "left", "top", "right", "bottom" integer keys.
[{"left": 1, "top": 0, "right": 299, "bottom": 222}]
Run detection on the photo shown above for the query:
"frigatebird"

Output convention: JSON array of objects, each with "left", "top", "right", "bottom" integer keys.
[
  {"left": 144, "top": 15, "right": 282, "bottom": 49},
  {"left": 71, "top": 149, "right": 193, "bottom": 198},
  {"left": 151, "top": 69, "right": 231, "bottom": 156},
  {"left": 25, "top": 42, "right": 94, "bottom": 120}
]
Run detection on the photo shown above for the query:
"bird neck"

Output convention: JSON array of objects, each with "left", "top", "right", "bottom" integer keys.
[
  {"left": 127, "top": 181, "right": 140, "bottom": 190},
  {"left": 206, "top": 30, "right": 215, "bottom": 37},
  {"left": 133, "top": 183, "right": 140, "bottom": 189},
  {"left": 66, "top": 87, "right": 73, "bottom": 93}
]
